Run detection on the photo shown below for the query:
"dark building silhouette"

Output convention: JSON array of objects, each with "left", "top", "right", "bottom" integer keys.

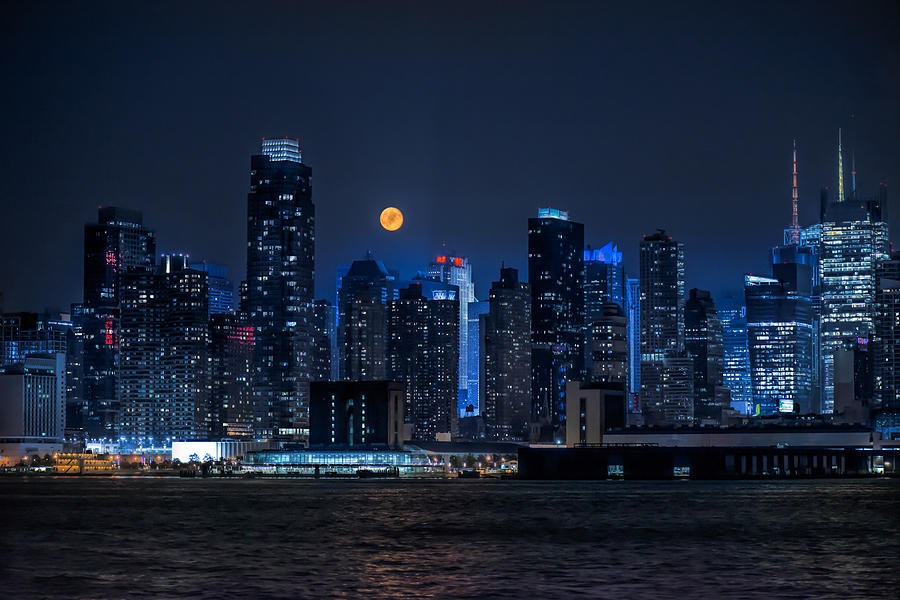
[
  {"left": 207, "top": 313, "right": 254, "bottom": 439},
  {"left": 311, "top": 300, "right": 335, "bottom": 383},
  {"left": 639, "top": 230, "right": 686, "bottom": 424},
  {"left": 528, "top": 208, "right": 584, "bottom": 436},
  {"left": 875, "top": 251, "right": 900, "bottom": 438},
  {"left": 82, "top": 207, "right": 156, "bottom": 437},
  {"left": 119, "top": 255, "right": 208, "bottom": 442},
  {"left": 309, "top": 381, "right": 405, "bottom": 449},
  {"left": 246, "top": 138, "right": 314, "bottom": 439},
  {"left": 684, "top": 289, "right": 726, "bottom": 418},
  {"left": 481, "top": 267, "right": 531, "bottom": 440}
]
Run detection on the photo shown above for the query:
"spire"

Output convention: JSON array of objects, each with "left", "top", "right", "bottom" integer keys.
[
  {"left": 851, "top": 151, "right": 857, "bottom": 196},
  {"left": 789, "top": 139, "right": 800, "bottom": 244},
  {"left": 837, "top": 128, "right": 845, "bottom": 202}
]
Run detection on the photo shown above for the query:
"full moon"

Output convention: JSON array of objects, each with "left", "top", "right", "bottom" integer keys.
[{"left": 379, "top": 206, "right": 403, "bottom": 231}]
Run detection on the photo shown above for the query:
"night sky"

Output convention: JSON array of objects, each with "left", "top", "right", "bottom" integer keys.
[{"left": 2, "top": 1, "right": 898, "bottom": 313}]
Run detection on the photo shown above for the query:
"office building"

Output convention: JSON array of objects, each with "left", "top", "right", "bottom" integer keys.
[
  {"left": 426, "top": 255, "right": 475, "bottom": 415},
  {"left": 246, "top": 138, "right": 315, "bottom": 438},
  {"left": 639, "top": 230, "right": 685, "bottom": 424},
  {"left": 0, "top": 353, "right": 66, "bottom": 443},
  {"left": 744, "top": 275, "right": 814, "bottom": 415},
  {"left": 207, "top": 314, "right": 254, "bottom": 439},
  {"left": 118, "top": 255, "right": 208, "bottom": 443},
  {"left": 481, "top": 267, "right": 531, "bottom": 440},
  {"left": 875, "top": 251, "right": 900, "bottom": 438},
  {"left": 82, "top": 207, "right": 156, "bottom": 437},
  {"left": 308, "top": 381, "right": 405, "bottom": 449},
  {"left": 528, "top": 208, "right": 584, "bottom": 435},
  {"left": 684, "top": 289, "right": 726, "bottom": 418},
  {"left": 584, "top": 242, "right": 625, "bottom": 318},
  {"left": 466, "top": 300, "right": 490, "bottom": 415},
  {"left": 625, "top": 277, "right": 640, "bottom": 411},
  {"left": 191, "top": 262, "right": 235, "bottom": 316},
  {"left": 718, "top": 296, "right": 752, "bottom": 414},
  {"left": 565, "top": 381, "right": 626, "bottom": 447}
]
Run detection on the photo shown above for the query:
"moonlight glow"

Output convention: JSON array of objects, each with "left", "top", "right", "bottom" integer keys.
[{"left": 379, "top": 207, "right": 403, "bottom": 231}]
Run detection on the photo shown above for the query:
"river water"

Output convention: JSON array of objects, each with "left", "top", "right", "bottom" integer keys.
[{"left": 1, "top": 478, "right": 897, "bottom": 599}]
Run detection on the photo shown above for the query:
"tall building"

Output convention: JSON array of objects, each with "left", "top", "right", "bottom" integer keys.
[
  {"left": 387, "top": 283, "right": 459, "bottom": 440},
  {"left": 1, "top": 313, "right": 67, "bottom": 366},
  {"left": 481, "top": 267, "right": 531, "bottom": 440},
  {"left": 337, "top": 255, "right": 399, "bottom": 381},
  {"left": 624, "top": 277, "right": 641, "bottom": 411},
  {"left": 246, "top": 138, "right": 314, "bottom": 439},
  {"left": 584, "top": 242, "right": 625, "bottom": 319},
  {"left": 744, "top": 274, "right": 814, "bottom": 415},
  {"left": 191, "top": 263, "right": 235, "bottom": 316},
  {"left": 426, "top": 255, "right": 475, "bottom": 416},
  {"left": 528, "top": 208, "right": 584, "bottom": 435},
  {"left": 875, "top": 251, "right": 900, "bottom": 438},
  {"left": 718, "top": 296, "right": 752, "bottom": 414},
  {"left": 466, "top": 300, "right": 490, "bottom": 415},
  {"left": 590, "top": 302, "right": 628, "bottom": 385},
  {"left": 638, "top": 230, "right": 685, "bottom": 424},
  {"left": 119, "top": 255, "right": 208, "bottom": 444},
  {"left": 816, "top": 133, "right": 889, "bottom": 411},
  {"left": 0, "top": 353, "right": 66, "bottom": 443},
  {"left": 640, "top": 355, "right": 694, "bottom": 425},
  {"left": 684, "top": 289, "right": 725, "bottom": 418},
  {"left": 82, "top": 207, "right": 156, "bottom": 437},
  {"left": 207, "top": 314, "right": 253, "bottom": 439},
  {"left": 311, "top": 300, "right": 335, "bottom": 383}
]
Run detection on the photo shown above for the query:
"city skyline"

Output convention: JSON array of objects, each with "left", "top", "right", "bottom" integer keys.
[{"left": 2, "top": 1, "right": 900, "bottom": 313}]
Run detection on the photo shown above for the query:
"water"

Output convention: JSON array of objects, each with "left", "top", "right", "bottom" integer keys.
[{"left": 1, "top": 478, "right": 898, "bottom": 599}]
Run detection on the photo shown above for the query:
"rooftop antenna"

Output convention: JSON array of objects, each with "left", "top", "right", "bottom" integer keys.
[
  {"left": 789, "top": 139, "right": 800, "bottom": 244},
  {"left": 837, "top": 128, "right": 845, "bottom": 202},
  {"left": 851, "top": 151, "right": 857, "bottom": 197}
]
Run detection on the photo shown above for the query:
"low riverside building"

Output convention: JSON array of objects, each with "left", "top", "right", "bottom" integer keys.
[
  {"left": 240, "top": 447, "right": 434, "bottom": 477},
  {"left": 53, "top": 452, "right": 117, "bottom": 474},
  {"left": 171, "top": 440, "right": 271, "bottom": 463},
  {"left": 520, "top": 425, "right": 898, "bottom": 479}
]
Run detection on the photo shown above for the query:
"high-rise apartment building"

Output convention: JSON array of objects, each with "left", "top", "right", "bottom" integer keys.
[
  {"left": 590, "top": 302, "right": 628, "bottom": 385},
  {"left": 0, "top": 353, "right": 66, "bottom": 443},
  {"left": 875, "top": 251, "right": 900, "bottom": 438},
  {"left": 387, "top": 283, "right": 459, "bottom": 440},
  {"left": 625, "top": 277, "right": 641, "bottom": 412},
  {"left": 639, "top": 230, "right": 685, "bottom": 424},
  {"left": 426, "top": 255, "right": 475, "bottom": 416},
  {"left": 82, "top": 207, "right": 156, "bottom": 437},
  {"left": 246, "top": 138, "right": 314, "bottom": 439},
  {"left": 481, "top": 267, "right": 531, "bottom": 440},
  {"left": 311, "top": 300, "right": 335, "bottom": 383},
  {"left": 528, "top": 208, "right": 584, "bottom": 435},
  {"left": 207, "top": 313, "right": 254, "bottom": 439}
]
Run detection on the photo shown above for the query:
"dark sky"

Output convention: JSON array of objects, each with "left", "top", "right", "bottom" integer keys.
[{"left": 1, "top": 1, "right": 898, "bottom": 312}]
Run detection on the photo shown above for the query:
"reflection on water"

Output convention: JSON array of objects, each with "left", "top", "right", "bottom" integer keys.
[{"left": 1, "top": 478, "right": 898, "bottom": 599}]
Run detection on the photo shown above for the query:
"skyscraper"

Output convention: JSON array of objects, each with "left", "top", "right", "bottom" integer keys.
[
  {"left": 528, "top": 208, "right": 584, "bottom": 437},
  {"left": 246, "top": 138, "right": 314, "bottom": 439},
  {"left": 718, "top": 296, "right": 752, "bottom": 414},
  {"left": 874, "top": 251, "right": 900, "bottom": 438},
  {"left": 337, "top": 255, "right": 399, "bottom": 381},
  {"left": 638, "top": 230, "right": 685, "bottom": 424},
  {"left": 744, "top": 274, "right": 814, "bottom": 415},
  {"left": 466, "top": 300, "right": 490, "bottom": 415},
  {"left": 481, "top": 267, "right": 531, "bottom": 440},
  {"left": 625, "top": 277, "right": 641, "bottom": 412},
  {"left": 584, "top": 243, "right": 625, "bottom": 318},
  {"left": 82, "top": 207, "right": 156, "bottom": 437},
  {"left": 426, "top": 255, "right": 475, "bottom": 416},
  {"left": 119, "top": 255, "right": 208, "bottom": 443},
  {"left": 684, "top": 289, "right": 726, "bottom": 419}
]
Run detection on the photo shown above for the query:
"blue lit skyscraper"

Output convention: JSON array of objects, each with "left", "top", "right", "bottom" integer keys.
[
  {"left": 625, "top": 278, "right": 641, "bottom": 413},
  {"left": 190, "top": 263, "right": 234, "bottom": 316},
  {"left": 584, "top": 242, "right": 624, "bottom": 319},
  {"left": 466, "top": 300, "right": 490, "bottom": 415},
  {"left": 717, "top": 296, "right": 752, "bottom": 414}
]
